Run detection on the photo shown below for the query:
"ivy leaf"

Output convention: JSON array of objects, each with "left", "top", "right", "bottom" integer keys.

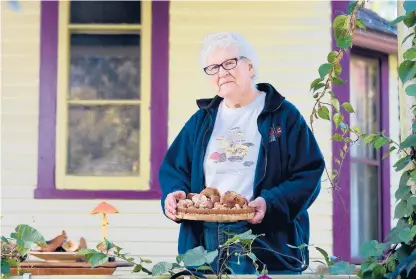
[
  {"left": 394, "top": 155, "right": 412, "bottom": 171},
  {"left": 406, "top": 84, "right": 416, "bottom": 96},
  {"left": 331, "top": 98, "right": 340, "bottom": 112},
  {"left": 332, "top": 134, "right": 343, "bottom": 141},
  {"left": 333, "top": 15, "right": 348, "bottom": 40},
  {"left": 176, "top": 254, "right": 184, "bottom": 264},
  {"left": 336, "top": 35, "right": 353, "bottom": 50},
  {"left": 11, "top": 224, "right": 47, "bottom": 249},
  {"left": 389, "top": 15, "right": 407, "bottom": 26},
  {"left": 333, "top": 77, "right": 346, "bottom": 85},
  {"left": 314, "top": 247, "right": 330, "bottom": 266},
  {"left": 373, "top": 136, "right": 388, "bottom": 149},
  {"left": 361, "top": 261, "right": 377, "bottom": 273},
  {"left": 382, "top": 146, "right": 396, "bottom": 160},
  {"left": 360, "top": 240, "right": 387, "bottom": 258},
  {"left": 342, "top": 102, "right": 355, "bottom": 113},
  {"left": 347, "top": 0, "right": 358, "bottom": 15},
  {"left": 404, "top": 47, "right": 416, "bottom": 61},
  {"left": 319, "top": 63, "right": 333, "bottom": 78},
  {"left": 329, "top": 261, "right": 356, "bottom": 275},
  {"left": 398, "top": 60, "right": 416, "bottom": 84},
  {"left": 310, "top": 78, "right": 324, "bottom": 91},
  {"left": 334, "top": 63, "right": 342, "bottom": 76},
  {"left": 205, "top": 250, "right": 218, "bottom": 264},
  {"left": 400, "top": 134, "right": 416, "bottom": 149},
  {"left": 77, "top": 248, "right": 97, "bottom": 255},
  {"left": 89, "top": 252, "right": 108, "bottom": 268},
  {"left": 327, "top": 51, "right": 338, "bottom": 63},
  {"left": 333, "top": 113, "right": 343, "bottom": 128},
  {"left": 407, "top": 196, "right": 416, "bottom": 211},
  {"left": 183, "top": 246, "right": 207, "bottom": 267},
  {"left": 151, "top": 262, "right": 173, "bottom": 276},
  {"left": 1, "top": 260, "right": 11, "bottom": 275},
  {"left": 372, "top": 265, "right": 387, "bottom": 279},
  {"left": 395, "top": 185, "right": 412, "bottom": 201},
  {"left": 318, "top": 106, "right": 330, "bottom": 121},
  {"left": 398, "top": 226, "right": 416, "bottom": 243},
  {"left": 395, "top": 200, "right": 413, "bottom": 219},
  {"left": 313, "top": 83, "right": 325, "bottom": 92},
  {"left": 356, "top": 19, "right": 366, "bottom": 30},
  {"left": 132, "top": 264, "right": 143, "bottom": 273}
]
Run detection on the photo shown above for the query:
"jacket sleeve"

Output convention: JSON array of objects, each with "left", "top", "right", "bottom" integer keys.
[
  {"left": 260, "top": 116, "right": 325, "bottom": 223},
  {"left": 158, "top": 117, "right": 196, "bottom": 219}
]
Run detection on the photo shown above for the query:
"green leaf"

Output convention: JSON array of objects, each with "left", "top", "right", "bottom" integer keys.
[
  {"left": 398, "top": 226, "right": 416, "bottom": 243},
  {"left": 342, "top": 102, "right": 355, "bottom": 113},
  {"left": 403, "top": 32, "right": 415, "bottom": 45},
  {"left": 319, "top": 63, "right": 333, "bottom": 78},
  {"left": 104, "top": 238, "right": 114, "bottom": 250},
  {"left": 318, "top": 106, "right": 330, "bottom": 121},
  {"left": 356, "top": 19, "right": 366, "bottom": 30},
  {"left": 400, "top": 134, "right": 416, "bottom": 149},
  {"left": 313, "top": 83, "right": 325, "bottom": 92},
  {"left": 89, "top": 252, "right": 108, "bottom": 268},
  {"left": 390, "top": 15, "right": 407, "bottom": 26},
  {"left": 336, "top": 35, "right": 353, "bottom": 50},
  {"left": 205, "top": 250, "right": 218, "bottom": 264},
  {"left": 329, "top": 261, "right": 356, "bottom": 275},
  {"left": 333, "top": 77, "right": 346, "bottom": 85},
  {"left": 333, "top": 113, "right": 343, "bottom": 128},
  {"left": 333, "top": 15, "right": 348, "bottom": 40},
  {"left": 394, "top": 155, "right": 412, "bottom": 171},
  {"left": 334, "top": 63, "right": 342, "bottom": 76},
  {"left": 310, "top": 77, "right": 324, "bottom": 91},
  {"left": 247, "top": 252, "right": 257, "bottom": 262},
  {"left": 176, "top": 254, "right": 184, "bottom": 264},
  {"left": 373, "top": 136, "right": 388, "bottom": 149},
  {"left": 404, "top": 47, "right": 416, "bottom": 60},
  {"left": 332, "top": 134, "right": 343, "bottom": 141},
  {"left": 1, "top": 260, "right": 11, "bottom": 275},
  {"left": 183, "top": 246, "right": 207, "bottom": 267},
  {"left": 361, "top": 261, "right": 377, "bottom": 273},
  {"left": 151, "top": 262, "right": 173, "bottom": 276},
  {"left": 327, "top": 51, "right": 338, "bottom": 63},
  {"left": 352, "top": 126, "right": 360, "bottom": 135},
  {"left": 360, "top": 240, "right": 387, "bottom": 258},
  {"left": 1, "top": 236, "right": 9, "bottom": 244},
  {"left": 331, "top": 98, "right": 340, "bottom": 112},
  {"left": 347, "top": 0, "right": 358, "bottom": 14},
  {"left": 404, "top": 0, "right": 416, "bottom": 14},
  {"left": 406, "top": 84, "right": 416, "bottom": 96},
  {"left": 77, "top": 248, "right": 97, "bottom": 255},
  {"left": 132, "top": 264, "right": 143, "bottom": 273},
  {"left": 395, "top": 200, "right": 413, "bottom": 219},
  {"left": 404, "top": 13, "right": 416, "bottom": 27},
  {"left": 11, "top": 224, "right": 47, "bottom": 249},
  {"left": 398, "top": 60, "right": 416, "bottom": 84},
  {"left": 315, "top": 247, "right": 330, "bottom": 266},
  {"left": 372, "top": 265, "right": 387, "bottom": 279}
]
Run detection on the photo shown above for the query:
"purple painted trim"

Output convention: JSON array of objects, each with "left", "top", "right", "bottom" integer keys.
[
  {"left": 331, "top": 0, "right": 351, "bottom": 263},
  {"left": 35, "top": 1, "right": 169, "bottom": 199},
  {"left": 331, "top": 1, "right": 391, "bottom": 263}
]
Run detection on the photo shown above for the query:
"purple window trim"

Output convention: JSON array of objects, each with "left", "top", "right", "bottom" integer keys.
[
  {"left": 34, "top": 0, "right": 169, "bottom": 199},
  {"left": 331, "top": 1, "right": 391, "bottom": 263}
]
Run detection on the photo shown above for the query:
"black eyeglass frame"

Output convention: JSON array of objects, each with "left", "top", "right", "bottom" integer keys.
[{"left": 203, "top": 56, "right": 247, "bottom": 75}]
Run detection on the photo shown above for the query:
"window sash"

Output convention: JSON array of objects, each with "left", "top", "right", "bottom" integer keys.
[{"left": 55, "top": 0, "right": 151, "bottom": 191}]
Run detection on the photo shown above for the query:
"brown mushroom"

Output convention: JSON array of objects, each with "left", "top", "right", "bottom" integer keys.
[{"left": 91, "top": 202, "right": 119, "bottom": 242}]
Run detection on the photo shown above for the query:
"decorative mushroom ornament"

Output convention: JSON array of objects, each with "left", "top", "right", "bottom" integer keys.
[{"left": 91, "top": 202, "right": 119, "bottom": 242}]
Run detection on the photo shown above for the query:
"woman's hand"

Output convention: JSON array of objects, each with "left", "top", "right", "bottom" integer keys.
[
  {"left": 247, "top": 197, "right": 267, "bottom": 224},
  {"left": 164, "top": 190, "right": 186, "bottom": 221}
]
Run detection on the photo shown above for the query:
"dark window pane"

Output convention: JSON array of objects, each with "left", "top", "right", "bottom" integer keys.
[
  {"left": 350, "top": 55, "right": 380, "bottom": 160},
  {"left": 70, "top": 1, "right": 141, "bottom": 24},
  {"left": 350, "top": 162, "right": 379, "bottom": 258},
  {"left": 70, "top": 34, "right": 141, "bottom": 100},
  {"left": 67, "top": 105, "right": 140, "bottom": 176}
]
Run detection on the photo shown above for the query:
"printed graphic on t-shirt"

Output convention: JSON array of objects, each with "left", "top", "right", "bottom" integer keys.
[{"left": 208, "top": 126, "right": 255, "bottom": 168}]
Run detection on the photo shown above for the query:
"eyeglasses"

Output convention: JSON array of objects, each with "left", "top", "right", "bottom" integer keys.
[{"left": 203, "top": 56, "right": 246, "bottom": 75}]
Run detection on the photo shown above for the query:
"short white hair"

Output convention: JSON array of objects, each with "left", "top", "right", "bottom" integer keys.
[{"left": 199, "top": 31, "right": 259, "bottom": 80}]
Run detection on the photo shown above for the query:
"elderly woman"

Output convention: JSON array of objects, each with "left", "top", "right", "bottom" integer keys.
[{"left": 159, "top": 32, "right": 325, "bottom": 275}]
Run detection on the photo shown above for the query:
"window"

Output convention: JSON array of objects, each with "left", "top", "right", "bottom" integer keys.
[
  {"left": 56, "top": 0, "right": 151, "bottom": 191},
  {"left": 35, "top": 1, "right": 169, "bottom": 199},
  {"left": 349, "top": 54, "right": 383, "bottom": 259},
  {"left": 331, "top": 46, "right": 391, "bottom": 264}
]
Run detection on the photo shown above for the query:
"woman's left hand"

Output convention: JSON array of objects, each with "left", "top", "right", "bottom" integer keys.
[{"left": 247, "top": 197, "right": 267, "bottom": 224}]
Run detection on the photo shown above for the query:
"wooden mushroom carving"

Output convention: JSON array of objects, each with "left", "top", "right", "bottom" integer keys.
[{"left": 91, "top": 202, "right": 119, "bottom": 242}]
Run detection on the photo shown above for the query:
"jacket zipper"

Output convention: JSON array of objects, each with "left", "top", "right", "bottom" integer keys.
[
  {"left": 200, "top": 109, "right": 213, "bottom": 189},
  {"left": 256, "top": 99, "right": 285, "bottom": 192}
]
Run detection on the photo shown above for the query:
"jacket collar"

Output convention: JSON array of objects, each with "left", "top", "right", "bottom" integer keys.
[{"left": 196, "top": 82, "right": 285, "bottom": 112}]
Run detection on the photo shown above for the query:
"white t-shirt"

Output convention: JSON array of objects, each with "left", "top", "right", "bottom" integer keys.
[{"left": 203, "top": 92, "right": 266, "bottom": 202}]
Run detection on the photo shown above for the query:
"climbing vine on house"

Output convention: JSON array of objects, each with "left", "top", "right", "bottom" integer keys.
[{"left": 309, "top": 0, "right": 416, "bottom": 278}]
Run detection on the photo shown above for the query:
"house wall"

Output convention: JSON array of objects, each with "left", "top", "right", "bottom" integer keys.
[{"left": 2, "top": 0, "right": 335, "bottom": 269}]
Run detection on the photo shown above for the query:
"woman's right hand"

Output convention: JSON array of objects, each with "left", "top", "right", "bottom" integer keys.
[{"left": 164, "top": 190, "right": 186, "bottom": 221}]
